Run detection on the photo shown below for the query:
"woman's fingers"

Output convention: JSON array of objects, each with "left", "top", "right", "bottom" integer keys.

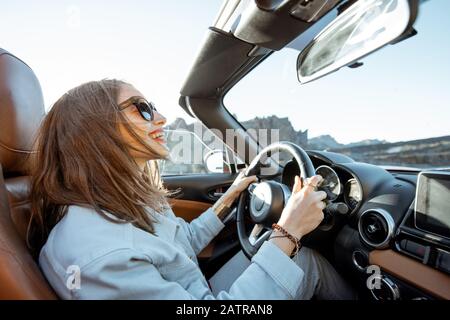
[
  {"left": 316, "top": 200, "right": 327, "bottom": 210},
  {"left": 315, "top": 190, "right": 327, "bottom": 201},
  {"left": 245, "top": 175, "right": 258, "bottom": 185},
  {"left": 293, "top": 175, "right": 302, "bottom": 193},
  {"left": 307, "top": 175, "right": 323, "bottom": 189},
  {"left": 234, "top": 175, "right": 257, "bottom": 191}
]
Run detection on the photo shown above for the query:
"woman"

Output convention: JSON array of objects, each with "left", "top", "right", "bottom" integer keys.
[{"left": 29, "top": 79, "right": 355, "bottom": 299}]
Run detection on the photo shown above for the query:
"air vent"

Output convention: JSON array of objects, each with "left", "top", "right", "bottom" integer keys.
[{"left": 358, "top": 209, "right": 395, "bottom": 248}]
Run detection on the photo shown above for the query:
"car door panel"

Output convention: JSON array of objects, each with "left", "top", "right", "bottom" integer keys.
[
  {"left": 163, "top": 173, "right": 237, "bottom": 204},
  {"left": 168, "top": 198, "right": 212, "bottom": 222},
  {"left": 162, "top": 173, "right": 240, "bottom": 278}
]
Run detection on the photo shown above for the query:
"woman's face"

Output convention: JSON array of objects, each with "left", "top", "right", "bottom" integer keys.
[{"left": 117, "top": 84, "right": 169, "bottom": 163}]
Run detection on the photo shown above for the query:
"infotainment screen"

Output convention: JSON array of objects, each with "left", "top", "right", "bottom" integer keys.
[{"left": 415, "top": 171, "right": 450, "bottom": 239}]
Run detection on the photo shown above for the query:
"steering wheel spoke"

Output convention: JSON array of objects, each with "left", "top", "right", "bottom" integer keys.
[
  {"left": 247, "top": 182, "right": 258, "bottom": 197},
  {"left": 248, "top": 224, "right": 272, "bottom": 247}
]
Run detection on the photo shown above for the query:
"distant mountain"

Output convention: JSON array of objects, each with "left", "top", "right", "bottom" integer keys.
[
  {"left": 308, "top": 135, "right": 342, "bottom": 150},
  {"left": 241, "top": 116, "right": 308, "bottom": 148},
  {"left": 332, "top": 135, "right": 450, "bottom": 168},
  {"left": 165, "top": 116, "right": 450, "bottom": 168},
  {"left": 166, "top": 117, "right": 194, "bottom": 131},
  {"left": 167, "top": 116, "right": 309, "bottom": 148},
  {"left": 346, "top": 139, "right": 387, "bottom": 148},
  {"left": 308, "top": 136, "right": 387, "bottom": 150}
]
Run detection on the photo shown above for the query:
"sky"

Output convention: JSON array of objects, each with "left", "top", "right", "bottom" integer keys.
[
  {"left": 1, "top": 0, "right": 224, "bottom": 124},
  {"left": 1, "top": 0, "right": 449, "bottom": 144}
]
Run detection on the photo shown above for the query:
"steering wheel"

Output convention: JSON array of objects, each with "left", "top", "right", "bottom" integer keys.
[{"left": 236, "top": 141, "right": 316, "bottom": 259}]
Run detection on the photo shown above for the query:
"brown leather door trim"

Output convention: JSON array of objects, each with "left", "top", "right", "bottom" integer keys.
[
  {"left": 369, "top": 249, "right": 450, "bottom": 299},
  {"left": 169, "top": 199, "right": 216, "bottom": 259},
  {"left": 169, "top": 199, "right": 212, "bottom": 222}
]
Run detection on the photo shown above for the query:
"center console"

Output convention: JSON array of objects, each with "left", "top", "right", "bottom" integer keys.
[
  {"left": 395, "top": 171, "right": 450, "bottom": 275},
  {"left": 335, "top": 169, "right": 450, "bottom": 300}
]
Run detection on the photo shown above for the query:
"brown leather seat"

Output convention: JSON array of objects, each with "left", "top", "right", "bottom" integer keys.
[{"left": 0, "top": 48, "right": 56, "bottom": 299}]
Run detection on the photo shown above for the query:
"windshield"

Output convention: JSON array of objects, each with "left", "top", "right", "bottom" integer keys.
[{"left": 225, "top": 0, "right": 450, "bottom": 169}]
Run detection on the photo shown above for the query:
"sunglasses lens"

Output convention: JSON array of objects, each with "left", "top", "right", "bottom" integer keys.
[
  {"left": 141, "top": 110, "right": 152, "bottom": 121},
  {"left": 136, "top": 101, "right": 154, "bottom": 121}
]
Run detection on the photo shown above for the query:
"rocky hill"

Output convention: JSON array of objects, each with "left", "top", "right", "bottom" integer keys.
[
  {"left": 241, "top": 116, "right": 308, "bottom": 148},
  {"left": 331, "top": 135, "right": 450, "bottom": 168},
  {"left": 166, "top": 116, "right": 449, "bottom": 169},
  {"left": 166, "top": 116, "right": 308, "bottom": 147}
]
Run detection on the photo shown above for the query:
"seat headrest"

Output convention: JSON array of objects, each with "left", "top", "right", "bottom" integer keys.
[{"left": 0, "top": 48, "right": 45, "bottom": 176}]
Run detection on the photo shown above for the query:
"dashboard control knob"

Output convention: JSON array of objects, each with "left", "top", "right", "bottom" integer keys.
[{"left": 326, "top": 202, "right": 349, "bottom": 215}]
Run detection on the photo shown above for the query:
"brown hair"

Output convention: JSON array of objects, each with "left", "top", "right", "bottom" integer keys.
[{"left": 28, "top": 79, "right": 170, "bottom": 254}]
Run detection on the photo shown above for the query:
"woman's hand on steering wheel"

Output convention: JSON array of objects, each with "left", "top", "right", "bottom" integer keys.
[
  {"left": 223, "top": 171, "right": 258, "bottom": 203},
  {"left": 276, "top": 175, "right": 327, "bottom": 240},
  {"left": 212, "top": 171, "right": 257, "bottom": 220},
  {"left": 230, "top": 170, "right": 258, "bottom": 195}
]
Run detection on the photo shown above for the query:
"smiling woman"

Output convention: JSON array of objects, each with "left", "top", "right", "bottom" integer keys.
[
  {"left": 28, "top": 79, "right": 171, "bottom": 253},
  {"left": 17, "top": 73, "right": 356, "bottom": 300},
  {"left": 117, "top": 83, "right": 171, "bottom": 169}
]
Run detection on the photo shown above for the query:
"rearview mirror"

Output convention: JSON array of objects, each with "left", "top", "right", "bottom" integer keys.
[{"left": 297, "top": 0, "right": 418, "bottom": 84}]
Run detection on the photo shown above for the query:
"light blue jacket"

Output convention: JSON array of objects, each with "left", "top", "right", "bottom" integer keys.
[{"left": 39, "top": 205, "right": 305, "bottom": 299}]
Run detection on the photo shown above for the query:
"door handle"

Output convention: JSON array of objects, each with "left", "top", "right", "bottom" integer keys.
[{"left": 213, "top": 192, "right": 224, "bottom": 197}]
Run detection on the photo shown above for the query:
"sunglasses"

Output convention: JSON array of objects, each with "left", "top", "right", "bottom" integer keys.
[{"left": 118, "top": 96, "right": 157, "bottom": 121}]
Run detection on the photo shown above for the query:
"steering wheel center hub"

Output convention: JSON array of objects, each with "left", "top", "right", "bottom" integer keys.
[{"left": 249, "top": 181, "right": 290, "bottom": 225}]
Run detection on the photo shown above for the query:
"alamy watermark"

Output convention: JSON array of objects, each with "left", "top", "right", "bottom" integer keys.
[
  {"left": 66, "top": 265, "right": 81, "bottom": 290},
  {"left": 366, "top": 265, "right": 382, "bottom": 290}
]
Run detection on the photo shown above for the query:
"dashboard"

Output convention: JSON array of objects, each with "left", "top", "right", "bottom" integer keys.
[
  {"left": 280, "top": 150, "right": 450, "bottom": 300},
  {"left": 282, "top": 159, "right": 363, "bottom": 216}
]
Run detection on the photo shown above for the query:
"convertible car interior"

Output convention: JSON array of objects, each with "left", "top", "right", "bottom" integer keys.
[{"left": 0, "top": 0, "right": 449, "bottom": 300}]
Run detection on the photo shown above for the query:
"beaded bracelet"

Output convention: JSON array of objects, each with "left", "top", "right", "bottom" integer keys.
[{"left": 271, "top": 223, "right": 302, "bottom": 258}]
